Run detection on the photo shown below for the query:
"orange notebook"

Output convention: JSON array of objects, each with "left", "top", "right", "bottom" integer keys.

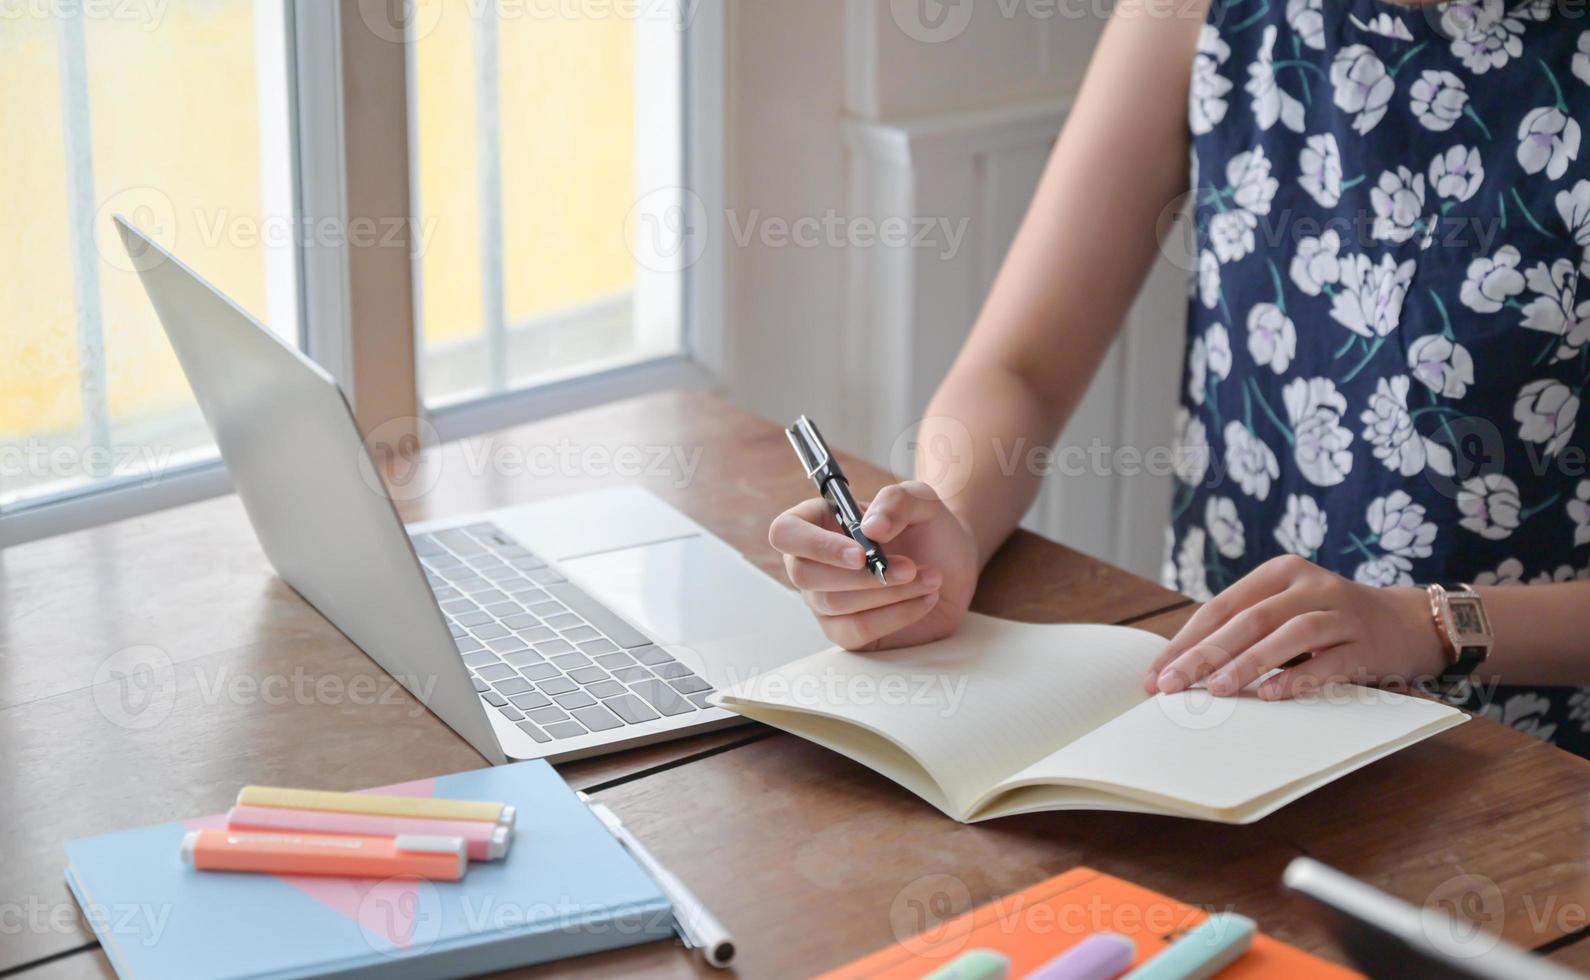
[{"left": 819, "top": 867, "right": 1360, "bottom": 980}]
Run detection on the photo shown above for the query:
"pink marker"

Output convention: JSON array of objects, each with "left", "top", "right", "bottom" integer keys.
[{"left": 226, "top": 805, "right": 512, "bottom": 861}]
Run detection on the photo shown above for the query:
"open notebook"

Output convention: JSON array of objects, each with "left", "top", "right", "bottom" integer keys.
[{"left": 710, "top": 613, "right": 1466, "bottom": 824}]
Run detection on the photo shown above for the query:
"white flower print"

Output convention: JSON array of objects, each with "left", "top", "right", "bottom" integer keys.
[
  {"left": 1576, "top": 32, "right": 1590, "bottom": 89},
  {"left": 1354, "top": 554, "right": 1414, "bottom": 587},
  {"left": 1223, "top": 422, "right": 1281, "bottom": 500},
  {"left": 1572, "top": 481, "right": 1590, "bottom": 546},
  {"left": 1206, "top": 495, "right": 1245, "bottom": 560},
  {"left": 1173, "top": 407, "right": 1211, "bottom": 487},
  {"left": 1517, "top": 106, "right": 1581, "bottom": 181},
  {"left": 1443, "top": 0, "right": 1525, "bottom": 75},
  {"left": 1205, "top": 323, "right": 1233, "bottom": 382},
  {"left": 1556, "top": 179, "right": 1590, "bottom": 248},
  {"left": 1480, "top": 693, "right": 1557, "bottom": 742},
  {"left": 1228, "top": 147, "right": 1278, "bottom": 216},
  {"left": 1428, "top": 146, "right": 1484, "bottom": 203},
  {"left": 1209, "top": 210, "right": 1257, "bottom": 264},
  {"left": 1176, "top": 527, "right": 1213, "bottom": 601},
  {"left": 1330, "top": 45, "right": 1394, "bottom": 135},
  {"left": 1284, "top": 377, "right": 1355, "bottom": 487},
  {"left": 1571, "top": 689, "right": 1590, "bottom": 734},
  {"left": 1298, "top": 133, "right": 1343, "bottom": 208},
  {"left": 1457, "top": 473, "right": 1523, "bottom": 540},
  {"left": 1370, "top": 167, "right": 1426, "bottom": 243},
  {"left": 1367, "top": 490, "right": 1438, "bottom": 559},
  {"left": 1274, "top": 494, "right": 1328, "bottom": 557},
  {"left": 1247, "top": 26, "right": 1306, "bottom": 133},
  {"left": 1246, "top": 302, "right": 1297, "bottom": 374},
  {"left": 1530, "top": 564, "right": 1582, "bottom": 585},
  {"left": 1473, "top": 557, "right": 1525, "bottom": 585},
  {"left": 1409, "top": 70, "right": 1467, "bottom": 132},
  {"left": 1331, "top": 252, "right": 1416, "bottom": 338},
  {"left": 1161, "top": 528, "right": 1177, "bottom": 591},
  {"left": 1289, "top": 230, "right": 1341, "bottom": 297},
  {"left": 1520, "top": 258, "right": 1590, "bottom": 361},
  {"left": 1459, "top": 245, "right": 1525, "bottom": 314},
  {"left": 1286, "top": 0, "right": 1325, "bottom": 50},
  {"left": 1361, "top": 376, "right": 1457, "bottom": 478},
  {"left": 1190, "top": 26, "right": 1233, "bottom": 136},
  {"left": 1198, "top": 250, "right": 1221, "bottom": 310},
  {"left": 1189, "top": 335, "right": 1209, "bottom": 406},
  {"left": 1513, "top": 379, "right": 1580, "bottom": 458},
  {"left": 1349, "top": 12, "right": 1414, "bottom": 41},
  {"left": 1407, "top": 335, "right": 1476, "bottom": 399}
]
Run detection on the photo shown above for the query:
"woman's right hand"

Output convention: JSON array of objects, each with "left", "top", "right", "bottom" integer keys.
[{"left": 768, "top": 481, "right": 979, "bottom": 651}]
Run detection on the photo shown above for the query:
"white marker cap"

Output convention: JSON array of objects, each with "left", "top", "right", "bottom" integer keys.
[
  {"left": 497, "top": 804, "right": 516, "bottom": 829},
  {"left": 179, "top": 830, "right": 199, "bottom": 867},
  {"left": 488, "top": 825, "right": 512, "bottom": 861}
]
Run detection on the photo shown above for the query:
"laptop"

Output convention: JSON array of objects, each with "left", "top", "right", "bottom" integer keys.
[{"left": 115, "top": 217, "right": 827, "bottom": 765}]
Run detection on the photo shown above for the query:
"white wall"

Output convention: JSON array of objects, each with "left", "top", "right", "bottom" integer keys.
[{"left": 716, "top": 0, "right": 1185, "bottom": 580}]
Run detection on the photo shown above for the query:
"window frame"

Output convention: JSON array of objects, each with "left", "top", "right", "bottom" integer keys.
[{"left": 1, "top": 0, "right": 725, "bottom": 548}]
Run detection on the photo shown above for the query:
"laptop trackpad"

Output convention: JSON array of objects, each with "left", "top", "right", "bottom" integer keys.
[{"left": 557, "top": 536, "right": 828, "bottom": 669}]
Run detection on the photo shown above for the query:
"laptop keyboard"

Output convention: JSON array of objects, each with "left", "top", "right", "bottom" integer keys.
[{"left": 410, "top": 522, "right": 717, "bottom": 745}]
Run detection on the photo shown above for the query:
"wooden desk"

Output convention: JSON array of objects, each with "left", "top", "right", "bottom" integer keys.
[{"left": 3, "top": 392, "right": 1585, "bottom": 978}]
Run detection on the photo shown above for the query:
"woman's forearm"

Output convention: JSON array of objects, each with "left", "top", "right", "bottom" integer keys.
[{"left": 1473, "top": 581, "right": 1590, "bottom": 687}]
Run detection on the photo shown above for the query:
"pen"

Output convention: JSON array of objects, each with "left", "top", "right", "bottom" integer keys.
[
  {"left": 579, "top": 792, "right": 735, "bottom": 968},
  {"left": 786, "top": 415, "right": 889, "bottom": 584},
  {"left": 181, "top": 829, "right": 468, "bottom": 881}
]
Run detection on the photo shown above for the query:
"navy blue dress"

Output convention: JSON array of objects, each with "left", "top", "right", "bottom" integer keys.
[{"left": 1169, "top": 0, "right": 1590, "bottom": 754}]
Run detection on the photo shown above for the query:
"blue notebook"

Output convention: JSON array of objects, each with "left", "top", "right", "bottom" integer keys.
[{"left": 64, "top": 760, "right": 674, "bottom": 979}]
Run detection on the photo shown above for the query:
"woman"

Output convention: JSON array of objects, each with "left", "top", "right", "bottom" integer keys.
[{"left": 768, "top": 0, "right": 1590, "bottom": 754}]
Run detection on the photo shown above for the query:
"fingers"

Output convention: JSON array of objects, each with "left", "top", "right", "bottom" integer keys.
[
  {"left": 1257, "top": 647, "right": 1363, "bottom": 701},
  {"left": 805, "top": 568, "right": 944, "bottom": 616},
  {"left": 858, "top": 481, "right": 943, "bottom": 544},
  {"left": 820, "top": 592, "right": 941, "bottom": 651},
  {"left": 1155, "top": 590, "right": 1317, "bottom": 694},
  {"left": 1144, "top": 555, "right": 1317, "bottom": 692},
  {"left": 1204, "top": 611, "right": 1351, "bottom": 695},
  {"left": 769, "top": 497, "right": 865, "bottom": 570},
  {"left": 784, "top": 553, "right": 920, "bottom": 591}
]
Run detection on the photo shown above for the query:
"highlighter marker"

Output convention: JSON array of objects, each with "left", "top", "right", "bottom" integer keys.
[
  {"left": 1027, "top": 932, "right": 1137, "bottom": 980},
  {"left": 181, "top": 829, "right": 468, "bottom": 881},
  {"left": 922, "top": 948, "right": 1011, "bottom": 980},
  {"left": 226, "top": 805, "right": 511, "bottom": 861},
  {"left": 237, "top": 786, "right": 514, "bottom": 828},
  {"left": 1122, "top": 913, "right": 1255, "bottom": 980}
]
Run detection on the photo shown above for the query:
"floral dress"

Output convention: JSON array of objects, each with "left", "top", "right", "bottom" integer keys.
[{"left": 1166, "top": 0, "right": 1590, "bottom": 754}]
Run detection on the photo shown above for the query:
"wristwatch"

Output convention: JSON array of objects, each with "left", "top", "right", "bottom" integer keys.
[{"left": 1421, "top": 583, "right": 1493, "bottom": 703}]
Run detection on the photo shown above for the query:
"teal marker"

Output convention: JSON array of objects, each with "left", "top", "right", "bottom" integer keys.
[
  {"left": 922, "top": 948, "right": 1011, "bottom": 980},
  {"left": 1123, "top": 913, "right": 1255, "bottom": 980}
]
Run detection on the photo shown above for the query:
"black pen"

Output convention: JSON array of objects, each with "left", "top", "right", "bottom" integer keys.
[{"left": 786, "top": 416, "right": 889, "bottom": 584}]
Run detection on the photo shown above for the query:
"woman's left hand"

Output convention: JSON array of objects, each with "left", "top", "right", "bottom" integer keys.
[{"left": 1144, "top": 555, "right": 1449, "bottom": 700}]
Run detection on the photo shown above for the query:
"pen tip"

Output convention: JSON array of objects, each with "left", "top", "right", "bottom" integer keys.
[{"left": 874, "top": 566, "right": 887, "bottom": 585}]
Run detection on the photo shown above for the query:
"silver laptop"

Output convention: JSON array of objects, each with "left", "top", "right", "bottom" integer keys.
[{"left": 116, "top": 217, "right": 827, "bottom": 764}]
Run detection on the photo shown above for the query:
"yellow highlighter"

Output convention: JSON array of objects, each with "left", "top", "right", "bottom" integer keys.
[{"left": 237, "top": 786, "right": 515, "bottom": 828}]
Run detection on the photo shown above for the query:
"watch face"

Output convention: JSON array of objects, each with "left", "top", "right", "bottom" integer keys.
[{"left": 1449, "top": 596, "right": 1488, "bottom": 639}]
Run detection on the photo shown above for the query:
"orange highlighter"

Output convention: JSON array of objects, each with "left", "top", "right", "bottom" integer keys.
[{"left": 181, "top": 830, "right": 468, "bottom": 881}]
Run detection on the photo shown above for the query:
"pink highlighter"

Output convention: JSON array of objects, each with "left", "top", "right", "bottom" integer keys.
[{"left": 226, "top": 805, "right": 512, "bottom": 861}]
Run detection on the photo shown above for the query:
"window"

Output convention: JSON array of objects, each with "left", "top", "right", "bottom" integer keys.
[
  {"left": 409, "top": 0, "right": 688, "bottom": 408},
  {"left": 2, "top": 0, "right": 718, "bottom": 545},
  {"left": 1, "top": 1, "right": 297, "bottom": 515}
]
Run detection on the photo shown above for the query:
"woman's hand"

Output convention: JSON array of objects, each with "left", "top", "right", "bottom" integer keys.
[
  {"left": 1144, "top": 555, "right": 1448, "bottom": 700},
  {"left": 768, "top": 481, "right": 979, "bottom": 651}
]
